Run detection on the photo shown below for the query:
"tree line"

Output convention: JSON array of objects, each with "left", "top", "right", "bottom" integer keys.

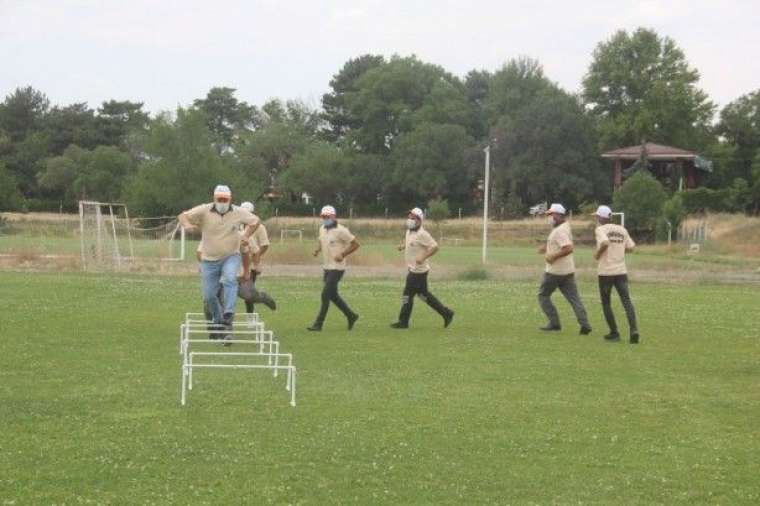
[{"left": 1, "top": 27, "right": 758, "bottom": 219}]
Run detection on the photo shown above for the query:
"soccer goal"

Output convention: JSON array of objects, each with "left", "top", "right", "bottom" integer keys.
[
  {"left": 280, "top": 229, "right": 303, "bottom": 243},
  {"left": 79, "top": 201, "right": 186, "bottom": 271}
]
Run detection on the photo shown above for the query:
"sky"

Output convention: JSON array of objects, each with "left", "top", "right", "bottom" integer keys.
[{"left": 1, "top": 0, "right": 758, "bottom": 115}]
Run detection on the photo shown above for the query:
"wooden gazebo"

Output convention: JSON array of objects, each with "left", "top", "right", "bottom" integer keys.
[{"left": 601, "top": 142, "right": 711, "bottom": 191}]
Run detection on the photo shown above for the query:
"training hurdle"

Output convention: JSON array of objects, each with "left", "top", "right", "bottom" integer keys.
[{"left": 179, "top": 312, "right": 297, "bottom": 407}]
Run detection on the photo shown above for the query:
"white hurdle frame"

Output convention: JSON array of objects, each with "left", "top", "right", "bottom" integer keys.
[{"left": 179, "top": 312, "right": 296, "bottom": 407}]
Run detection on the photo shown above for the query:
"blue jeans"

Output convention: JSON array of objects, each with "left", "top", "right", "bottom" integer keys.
[{"left": 200, "top": 253, "right": 241, "bottom": 323}]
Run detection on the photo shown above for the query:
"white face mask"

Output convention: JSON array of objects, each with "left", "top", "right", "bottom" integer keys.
[
  {"left": 406, "top": 219, "right": 419, "bottom": 230},
  {"left": 214, "top": 202, "right": 230, "bottom": 214},
  {"left": 547, "top": 216, "right": 555, "bottom": 226}
]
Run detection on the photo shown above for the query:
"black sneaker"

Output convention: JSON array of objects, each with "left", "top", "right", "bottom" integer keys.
[
  {"left": 222, "top": 333, "right": 233, "bottom": 346},
  {"left": 630, "top": 332, "right": 640, "bottom": 344},
  {"left": 443, "top": 310, "right": 454, "bottom": 328},
  {"left": 347, "top": 313, "right": 359, "bottom": 331},
  {"left": 540, "top": 324, "right": 561, "bottom": 332},
  {"left": 306, "top": 324, "right": 322, "bottom": 332},
  {"left": 604, "top": 332, "right": 621, "bottom": 342},
  {"left": 579, "top": 326, "right": 592, "bottom": 335},
  {"left": 390, "top": 322, "right": 409, "bottom": 329}
]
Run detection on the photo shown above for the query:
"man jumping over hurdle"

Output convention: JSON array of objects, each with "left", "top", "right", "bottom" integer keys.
[{"left": 179, "top": 185, "right": 260, "bottom": 344}]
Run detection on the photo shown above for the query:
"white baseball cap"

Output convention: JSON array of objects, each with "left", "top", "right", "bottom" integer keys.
[
  {"left": 595, "top": 205, "right": 612, "bottom": 218},
  {"left": 409, "top": 207, "right": 424, "bottom": 220},
  {"left": 320, "top": 205, "right": 336, "bottom": 217},
  {"left": 213, "top": 185, "right": 231, "bottom": 198},
  {"left": 546, "top": 203, "right": 566, "bottom": 215},
  {"left": 240, "top": 201, "right": 254, "bottom": 213}
]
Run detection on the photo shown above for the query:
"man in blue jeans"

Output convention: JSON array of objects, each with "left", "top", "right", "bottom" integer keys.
[{"left": 179, "top": 185, "right": 260, "bottom": 343}]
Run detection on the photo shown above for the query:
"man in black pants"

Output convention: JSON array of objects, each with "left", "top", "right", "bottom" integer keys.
[
  {"left": 307, "top": 205, "right": 360, "bottom": 331},
  {"left": 391, "top": 207, "right": 454, "bottom": 329},
  {"left": 593, "top": 205, "right": 639, "bottom": 343},
  {"left": 238, "top": 201, "right": 276, "bottom": 325}
]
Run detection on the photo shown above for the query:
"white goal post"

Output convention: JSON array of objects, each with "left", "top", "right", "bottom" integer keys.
[
  {"left": 79, "top": 200, "right": 186, "bottom": 271},
  {"left": 280, "top": 229, "right": 303, "bottom": 243}
]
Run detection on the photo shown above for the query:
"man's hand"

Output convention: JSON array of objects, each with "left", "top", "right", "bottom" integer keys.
[
  {"left": 545, "top": 253, "right": 555, "bottom": 264},
  {"left": 397, "top": 244, "right": 405, "bottom": 252},
  {"left": 238, "top": 270, "right": 251, "bottom": 282},
  {"left": 334, "top": 253, "right": 344, "bottom": 262},
  {"left": 313, "top": 249, "right": 320, "bottom": 257},
  {"left": 415, "top": 255, "right": 425, "bottom": 265},
  {"left": 537, "top": 245, "right": 547, "bottom": 254}
]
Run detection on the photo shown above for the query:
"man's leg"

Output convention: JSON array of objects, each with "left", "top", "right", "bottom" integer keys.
[
  {"left": 395, "top": 273, "right": 419, "bottom": 328},
  {"left": 417, "top": 272, "right": 454, "bottom": 327},
  {"left": 219, "top": 254, "right": 242, "bottom": 342},
  {"left": 200, "top": 259, "right": 224, "bottom": 339},
  {"left": 598, "top": 276, "right": 619, "bottom": 339},
  {"left": 538, "top": 273, "right": 561, "bottom": 330},
  {"left": 308, "top": 270, "right": 332, "bottom": 330},
  {"left": 326, "top": 270, "right": 358, "bottom": 329},
  {"left": 250, "top": 270, "right": 277, "bottom": 311},
  {"left": 614, "top": 275, "right": 639, "bottom": 342},
  {"left": 557, "top": 274, "right": 591, "bottom": 333}
]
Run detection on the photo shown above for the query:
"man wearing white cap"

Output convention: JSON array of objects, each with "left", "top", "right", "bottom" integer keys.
[
  {"left": 537, "top": 203, "right": 591, "bottom": 334},
  {"left": 237, "top": 201, "right": 276, "bottom": 318},
  {"left": 307, "top": 205, "right": 360, "bottom": 331},
  {"left": 390, "top": 207, "right": 454, "bottom": 329},
  {"left": 593, "top": 205, "right": 639, "bottom": 343},
  {"left": 178, "top": 185, "right": 260, "bottom": 342}
]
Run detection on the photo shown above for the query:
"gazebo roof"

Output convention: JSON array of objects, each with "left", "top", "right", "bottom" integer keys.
[{"left": 601, "top": 142, "right": 697, "bottom": 160}]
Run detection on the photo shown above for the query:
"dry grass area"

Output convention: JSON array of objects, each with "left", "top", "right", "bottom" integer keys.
[{"left": 682, "top": 213, "right": 760, "bottom": 257}]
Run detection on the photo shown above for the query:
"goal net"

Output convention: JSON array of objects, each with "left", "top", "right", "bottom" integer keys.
[{"left": 79, "top": 201, "right": 185, "bottom": 271}]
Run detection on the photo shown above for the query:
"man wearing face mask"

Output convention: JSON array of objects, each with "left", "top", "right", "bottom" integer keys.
[
  {"left": 390, "top": 207, "right": 454, "bottom": 329},
  {"left": 237, "top": 201, "right": 276, "bottom": 324},
  {"left": 307, "top": 205, "right": 360, "bottom": 332},
  {"left": 179, "top": 185, "right": 260, "bottom": 343},
  {"left": 537, "top": 203, "right": 591, "bottom": 335}
]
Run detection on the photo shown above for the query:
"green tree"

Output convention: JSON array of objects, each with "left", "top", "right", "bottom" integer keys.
[
  {"left": 193, "top": 87, "right": 260, "bottom": 152},
  {"left": 123, "top": 108, "right": 240, "bottom": 216},
  {"left": 43, "top": 103, "right": 99, "bottom": 154},
  {"left": 281, "top": 142, "right": 351, "bottom": 204},
  {"left": 322, "top": 54, "right": 386, "bottom": 142},
  {"left": 489, "top": 84, "right": 604, "bottom": 210},
  {"left": 612, "top": 171, "right": 667, "bottom": 232},
  {"left": 716, "top": 89, "right": 760, "bottom": 182},
  {"left": 96, "top": 100, "right": 149, "bottom": 147},
  {"left": 426, "top": 197, "right": 450, "bottom": 239},
  {"left": 0, "top": 86, "right": 49, "bottom": 143},
  {"left": 391, "top": 123, "right": 474, "bottom": 206},
  {"left": 582, "top": 28, "right": 714, "bottom": 150},
  {"left": 0, "top": 160, "right": 24, "bottom": 211},
  {"left": 345, "top": 56, "right": 471, "bottom": 153}
]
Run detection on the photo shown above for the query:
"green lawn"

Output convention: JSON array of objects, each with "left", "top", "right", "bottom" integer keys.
[{"left": 1, "top": 272, "right": 759, "bottom": 504}]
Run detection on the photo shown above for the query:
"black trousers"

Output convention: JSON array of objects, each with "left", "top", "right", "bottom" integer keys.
[
  {"left": 398, "top": 271, "right": 450, "bottom": 324},
  {"left": 315, "top": 269, "right": 355, "bottom": 324},
  {"left": 538, "top": 273, "right": 590, "bottom": 328},
  {"left": 244, "top": 270, "right": 259, "bottom": 314},
  {"left": 598, "top": 274, "right": 638, "bottom": 334}
]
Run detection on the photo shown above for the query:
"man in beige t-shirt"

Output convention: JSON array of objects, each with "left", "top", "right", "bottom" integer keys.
[
  {"left": 390, "top": 207, "right": 454, "bottom": 329},
  {"left": 593, "top": 205, "right": 639, "bottom": 344},
  {"left": 178, "top": 185, "right": 259, "bottom": 342},
  {"left": 537, "top": 203, "right": 591, "bottom": 334},
  {"left": 237, "top": 201, "right": 276, "bottom": 317},
  {"left": 307, "top": 205, "right": 360, "bottom": 331}
]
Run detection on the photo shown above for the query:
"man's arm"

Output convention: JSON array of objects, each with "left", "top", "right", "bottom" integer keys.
[
  {"left": 546, "top": 244, "right": 573, "bottom": 264},
  {"left": 594, "top": 242, "right": 609, "bottom": 260},
  {"left": 241, "top": 221, "right": 260, "bottom": 240},
  {"left": 417, "top": 244, "right": 439, "bottom": 264},
  {"left": 178, "top": 211, "right": 198, "bottom": 232},
  {"left": 336, "top": 239, "right": 360, "bottom": 262}
]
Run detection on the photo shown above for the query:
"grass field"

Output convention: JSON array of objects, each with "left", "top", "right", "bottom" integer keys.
[{"left": 1, "top": 272, "right": 759, "bottom": 504}]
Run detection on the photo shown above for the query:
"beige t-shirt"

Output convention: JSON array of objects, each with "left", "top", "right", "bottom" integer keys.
[
  {"left": 595, "top": 223, "right": 635, "bottom": 276},
  {"left": 184, "top": 203, "right": 259, "bottom": 261},
  {"left": 545, "top": 221, "right": 575, "bottom": 275},
  {"left": 405, "top": 227, "right": 437, "bottom": 274},
  {"left": 242, "top": 224, "right": 270, "bottom": 272},
  {"left": 319, "top": 224, "right": 355, "bottom": 271}
]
